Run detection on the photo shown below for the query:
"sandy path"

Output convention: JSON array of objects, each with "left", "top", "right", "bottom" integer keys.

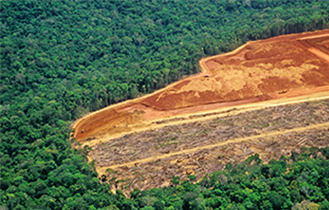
[
  {"left": 299, "top": 33, "right": 329, "bottom": 40},
  {"left": 198, "top": 42, "right": 250, "bottom": 72},
  {"left": 96, "top": 121, "right": 329, "bottom": 174},
  {"left": 308, "top": 47, "right": 329, "bottom": 63},
  {"left": 297, "top": 32, "right": 329, "bottom": 63}
]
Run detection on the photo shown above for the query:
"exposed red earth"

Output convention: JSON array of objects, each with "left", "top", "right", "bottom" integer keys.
[{"left": 72, "top": 30, "right": 329, "bottom": 145}]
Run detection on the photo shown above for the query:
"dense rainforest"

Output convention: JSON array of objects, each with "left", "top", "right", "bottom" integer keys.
[{"left": 1, "top": 0, "right": 329, "bottom": 209}]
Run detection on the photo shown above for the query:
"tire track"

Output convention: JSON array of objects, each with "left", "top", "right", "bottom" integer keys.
[{"left": 297, "top": 32, "right": 329, "bottom": 63}]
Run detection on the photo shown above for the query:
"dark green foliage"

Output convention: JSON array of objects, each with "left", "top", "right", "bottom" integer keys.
[
  {"left": 1, "top": 0, "right": 329, "bottom": 121},
  {"left": 108, "top": 147, "right": 328, "bottom": 210},
  {"left": 171, "top": 176, "right": 180, "bottom": 186},
  {"left": 1, "top": 0, "right": 329, "bottom": 209},
  {"left": 130, "top": 148, "right": 329, "bottom": 210},
  {"left": 187, "top": 175, "right": 197, "bottom": 182}
]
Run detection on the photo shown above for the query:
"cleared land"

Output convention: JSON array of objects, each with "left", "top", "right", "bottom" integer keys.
[
  {"left": 73, "top": 30, "right": 329, "bottom": 144},
  {"left": 72, "top": 30, "right": 329, "bottom": 193},
  {"left": 89, "top": 99, "right": 329, "bottom": 192}
]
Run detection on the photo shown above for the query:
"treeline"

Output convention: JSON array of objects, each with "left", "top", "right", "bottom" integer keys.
[{"left": 1, "top": 0, "right": 329, "bottom": 209}]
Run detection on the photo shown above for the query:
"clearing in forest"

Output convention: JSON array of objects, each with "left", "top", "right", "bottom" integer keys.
[
  {"left": 73, "top": 30, "right": 329, "bottom": 144},
  {"left": 72, "top": 30, "right": 329, "bottom": 192}
]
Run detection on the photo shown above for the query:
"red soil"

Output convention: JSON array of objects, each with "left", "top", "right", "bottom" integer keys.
[{"left": 73, "top": 30, "right": 329, "bottom": 142}]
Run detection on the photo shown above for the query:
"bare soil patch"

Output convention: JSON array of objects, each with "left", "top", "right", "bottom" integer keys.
[
  {"left": 72, "top": 30, "right": 329, "bottom": 143},
  {"left": 141, "top": 31, "right": 329, "bottom": 111}
]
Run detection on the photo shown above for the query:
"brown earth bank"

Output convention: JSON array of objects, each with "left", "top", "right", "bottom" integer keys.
[
  {"left": 91, "top": 99, "right": 329, "bottom": 193},
  {"left": 72, "top": 30, "right": 329, "bottom": 143}
]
